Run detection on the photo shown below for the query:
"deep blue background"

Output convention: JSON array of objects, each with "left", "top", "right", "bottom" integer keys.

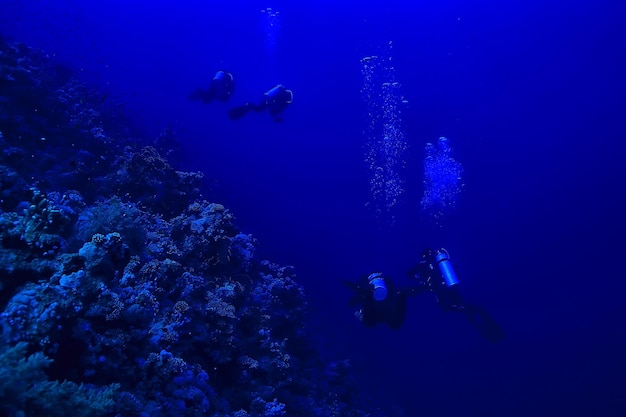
[{"left": 2, "top": 1, "right": 626, "bottom": 416}]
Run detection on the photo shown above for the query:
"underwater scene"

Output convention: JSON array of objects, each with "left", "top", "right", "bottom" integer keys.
[{"left": 1, "top": 1, "right": 625, "bottom": 416}]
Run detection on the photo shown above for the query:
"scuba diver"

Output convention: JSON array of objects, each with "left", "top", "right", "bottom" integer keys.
[
  {"left": 345, "top": 272, "right": 411, "bottom": 329},
  {"left": 228, "top": 84, "right": 293, "bottom": 122},
  {"left": 345, "top": 248, "right": 505, "bottom": 342},
  {"left": 189, "top": 70, "right": 235, "bottom": 104}
]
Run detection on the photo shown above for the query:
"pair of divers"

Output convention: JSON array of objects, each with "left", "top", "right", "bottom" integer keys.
[
  {"left": 189, "top": 70, "right": 293, "bottom": 122},
  {"left": 345, "top": 248, "right": 506, "bottom": 343}
]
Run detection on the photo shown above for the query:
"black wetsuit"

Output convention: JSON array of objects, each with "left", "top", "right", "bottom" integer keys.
[
  {"left": 228, "top": 85, "right": 292, "bottom": 122},
  {"left": 190, "top": 72, "right": 234, "bottom": 104},
  {"left": 348, "top": 275, "right": 408, "bottom": 329},
  {"left": 407, "top": 251, "right": 506, "bottom": 342}
]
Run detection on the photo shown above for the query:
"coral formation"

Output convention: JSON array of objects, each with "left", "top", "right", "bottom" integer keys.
[{"left": 0, "top": 38, "right": 380, "bottom": 416}]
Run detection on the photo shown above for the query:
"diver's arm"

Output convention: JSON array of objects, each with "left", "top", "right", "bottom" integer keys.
[
  {"left": 398, "top": 285, "right": 429, "bottom": 297},
  {"left": 407, "top": 261, "right": 429, "bottom": 280}
]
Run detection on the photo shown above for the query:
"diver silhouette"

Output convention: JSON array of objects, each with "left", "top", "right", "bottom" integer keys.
[
  {"left": 189, "top": 70, "right": 235, "bottom": 104},
  {"left": 345, "top": 272, "right": 411, "bottom": 329},
  {"left": 345, "top": 248, "right": 506, "bottom": 342},
  {"left": 228, "top": 84, "right": 293, "bottom": 122}
]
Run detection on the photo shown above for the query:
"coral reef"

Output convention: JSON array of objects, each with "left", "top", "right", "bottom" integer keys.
[{"left": 0, "top": 38, "right": 381, "bottom": 416}]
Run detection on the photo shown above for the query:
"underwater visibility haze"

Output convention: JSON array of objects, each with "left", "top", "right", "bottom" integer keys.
[{"left": 1, "top": 1, "right": 625, "bottom": 416}]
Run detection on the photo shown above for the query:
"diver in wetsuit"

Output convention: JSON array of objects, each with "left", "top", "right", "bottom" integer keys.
[
  {"left": 189, "top": 70, "right": 235, "bottom": 104},
  {"left": 346, "top": 248, "right": 505, "bottom": 342},
  {"left": 228, "top": 84, "right": 293, "bottom": 122},
  {"left": 345, "top": 272, "right": 411, "bottom": 329}
]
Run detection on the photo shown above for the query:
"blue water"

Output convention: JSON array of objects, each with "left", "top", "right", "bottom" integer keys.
[{"left": 2, "top": 0, "right": 626, "bottom": 415}]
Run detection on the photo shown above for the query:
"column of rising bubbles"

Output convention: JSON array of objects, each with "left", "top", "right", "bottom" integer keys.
[
  {"left": 421, "top": 136, "right": 464, "bottom": 226},
  {"left": 360, "top": 41, "right": 409, "bottom": 223},
  {"left": 260, "top": 7, "right": 281, "bottom": 54}
]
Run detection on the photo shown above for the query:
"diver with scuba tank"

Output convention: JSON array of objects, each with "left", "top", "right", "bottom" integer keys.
[
  {"left": 345, "top": 248, "right": 506, "bottom": 342},
  {"left": 228, "top": 84, "right": 293, "bottom": 122},
  {"left": 189, "top": 70, "right": 235, "bottom": 104}
]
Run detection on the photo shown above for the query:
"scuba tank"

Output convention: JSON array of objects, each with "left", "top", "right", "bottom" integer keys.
[
  {"left": 367, "top": 272, "right": 388, "bottom": 301},
  {"left": 213, "top": 70, "right": 227, "bottom": 81},
  {"left": 435, "top": 248, "right": 460, "bottom": 287},
  {"left": 265, "top": 84, "right": 293, "bottom": 103},
  {"left": 265, "top": 84, "right": 284, "bottom": 99}
]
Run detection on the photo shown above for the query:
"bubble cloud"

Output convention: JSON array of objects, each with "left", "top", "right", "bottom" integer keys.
[
  {"left": 360, "top": 42, "right": 409, "bottom": 222},
  {"left": 421, "top": 136, "right": 464, "bottom": 225},
  {"left": 260, "top": 7, "right": 281, "bottom": 54}
]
